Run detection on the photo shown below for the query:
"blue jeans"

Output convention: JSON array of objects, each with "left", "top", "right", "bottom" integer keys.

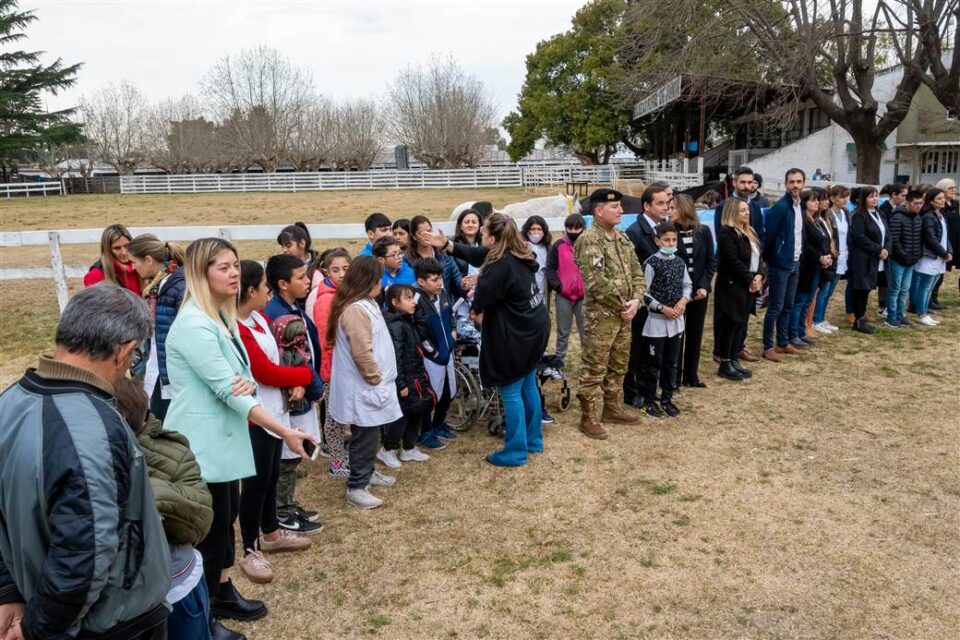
[
  {"left": 911, "top": 271, "right": 939, "bottom": 316},
  {"left": 167, "top": 577, "right": 212, "bottom": 640},
  {"left": 886, "top": 261, "right": 914, "bottom": 323},
  {"left": 489, "top": 368, "right": 542, "bottom": 467},
  {"left": 762, "top": 261, "right": 799, "bottom": 349},
  {"left": 813, "top": 274, "right": 838, "bottom": 324}
]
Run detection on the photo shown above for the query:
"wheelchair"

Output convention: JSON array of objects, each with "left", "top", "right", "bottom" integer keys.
[{"left": 447, "top": 340, "right": 504, "bottom": 436}]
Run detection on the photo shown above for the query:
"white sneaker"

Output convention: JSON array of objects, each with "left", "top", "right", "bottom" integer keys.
[
  {"left": 369, "top": 471, "right": 396, "bottom": 487},
  {"left": 918, "top": 315, "right": 938, "bottom": 326},
  {"left": 929, "top": 315, "right": 941, "bottom": 325},
  {"left": 814, "top": 322, "right": 834, "bottom": 334},
  {"left": 376, "top": 447, "right": 402, "bottom": 469},
  {"left": 346, "top": 488, "right": 383, "bottom": 509},
  {"left": 399, "top": 447, "right": 430, "bottom": 462}
]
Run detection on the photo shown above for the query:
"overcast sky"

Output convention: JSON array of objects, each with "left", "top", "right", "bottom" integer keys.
[{"left": 22, "top": 0, "right": 586, "bottom": 122}]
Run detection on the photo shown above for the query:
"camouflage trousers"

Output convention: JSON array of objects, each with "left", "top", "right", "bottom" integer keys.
[
  {"left": 276, "top": 458, "right": 308, "bottom": 519},
  {"left": 577, "top": 306, "right": 631, "bottom": 423}
]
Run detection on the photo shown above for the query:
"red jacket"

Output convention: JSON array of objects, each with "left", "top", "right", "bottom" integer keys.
[
  {"left": 310, "top": 278, "right": 337, "bottom": 383},
  {"left": 83, "top": 259, "right": 143, "bottom": 296},
  {"left": 237, "top": 312, "right": 313, "bottom": 389}
]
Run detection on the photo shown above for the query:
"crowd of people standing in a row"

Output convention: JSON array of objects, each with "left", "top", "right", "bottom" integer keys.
[{"left": 0, "top": 171, "right": 956, "bottom": 640}]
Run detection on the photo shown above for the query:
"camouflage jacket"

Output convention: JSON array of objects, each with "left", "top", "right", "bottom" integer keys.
[{"left": 574, "top": 224, "right": 645, "bottom": 313}]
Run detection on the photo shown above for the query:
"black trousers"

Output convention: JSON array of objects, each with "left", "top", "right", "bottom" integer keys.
[
  {"left": 385, "top": 408, "right": 429, "bottom": 451},
  {"left": 239, "top": 427, "right": 283, "bottom": 551},
  {"left": 678, "top": 296, "right": 708, "bottom": 385},
  {"left": 851, "top": 288, "right": 871, "bottom": 319},
  {"left": 714, "top": 315, "right": 745, "bottom": 361},
  {"left": 198, "top": 480, "right": 240, "bottom": 593},
  {"left": 637, "top": 333, "right": 682, "bottom": 404},
  {"left": 623, "top": 307, "right": 649, "bottom": 403}
]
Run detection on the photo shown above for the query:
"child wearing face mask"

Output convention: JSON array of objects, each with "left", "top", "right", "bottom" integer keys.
[
  {"left": 544, "top": 214, "right": 586, "bottom": 366},
  {"left": 522, "top": 216, "right": 552, "bottom": 298},
  {"left": 638, "top": 222, "right": 693, "bottom": 418}
]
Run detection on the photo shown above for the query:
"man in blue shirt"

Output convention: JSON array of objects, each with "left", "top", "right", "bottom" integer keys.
[{"left": 359, "top": 212, "right": 393, "bottom": 256}]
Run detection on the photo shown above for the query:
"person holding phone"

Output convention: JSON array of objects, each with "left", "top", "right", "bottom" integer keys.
[
  {"left": 236, "top": 261, "right": 314, "bottom": 586},
  {"left": 164, "top": 238, "right": 314, "bottom": 637}
]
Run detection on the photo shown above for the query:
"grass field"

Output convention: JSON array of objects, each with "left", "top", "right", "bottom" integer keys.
[{"left": 1, "top": 191, "right": 959, "bottom": 639}]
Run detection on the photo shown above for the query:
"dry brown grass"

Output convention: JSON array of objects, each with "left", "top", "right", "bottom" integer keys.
[{"left": 1, "top": 193, "right": 958, "bottom": 639}]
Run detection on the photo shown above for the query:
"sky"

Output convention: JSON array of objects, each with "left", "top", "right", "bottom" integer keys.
[{"left": 21, "top": 0, "right": 587, "bottom": 121}]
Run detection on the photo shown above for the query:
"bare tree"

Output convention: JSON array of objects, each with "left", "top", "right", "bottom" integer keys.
[
  {"left": 389, "top": 56, "right": 496, "bottom": 168},
  {"left": 286, "top": 94, "right": 337, "bottom": 170},
  {"left": 80, "top": 80, "right": 149, "bottom": 174},
  {"left": 145, "top": 95, "right": 218, "bottom": 173},
  {"left": 329, "top": 99, "right": 383, "bottom": 170},
  {"left": 201, "top": 45, "right": 314, "bottom": 171}
]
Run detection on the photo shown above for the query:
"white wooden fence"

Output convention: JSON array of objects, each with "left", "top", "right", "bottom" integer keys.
[
  {"left": 1, "top": 218, "right": 571, "bottom": 314},
  {"left": 1, "top": 181, "right": 63, "bottom": 198}
]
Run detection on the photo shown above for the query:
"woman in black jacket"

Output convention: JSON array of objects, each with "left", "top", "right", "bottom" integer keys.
[
  {"left": 713, "top": 198, "right": 763, "bottom": 381},
  {"left": 426, "top": 214, "right": 550, "bottom": 467},
  {"left": 790, "top": 189, "right": 833, "bottom": 347},
  {"left": 671, "top": 194, "right": 716, "bottom": 387},
  {"left": 846, "top": 187, "right": 891, "bottom": 334}
]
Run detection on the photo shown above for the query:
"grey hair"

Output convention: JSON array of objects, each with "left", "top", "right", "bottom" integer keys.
[
  {"left": 56, "top": 284, "right": 153, "bottom": 361},
  {"left": 935, "top": 178, "right": 956, "bottom": 191}
]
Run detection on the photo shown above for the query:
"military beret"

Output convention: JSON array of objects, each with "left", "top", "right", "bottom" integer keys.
[{"left": 587, "top": 188, "right": 623, "bottom": 204}]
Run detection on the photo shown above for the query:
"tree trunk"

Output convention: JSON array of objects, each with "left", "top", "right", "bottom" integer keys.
[{"left": 852, "top": 134, "right": 884, "bottom": 184}]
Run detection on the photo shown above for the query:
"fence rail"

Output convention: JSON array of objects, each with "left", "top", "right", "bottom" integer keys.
[{"left": 1, "top": 181, "right": 63, "bottom": 198}]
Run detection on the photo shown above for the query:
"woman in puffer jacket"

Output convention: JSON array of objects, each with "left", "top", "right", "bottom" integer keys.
[
  {"left": 544, "top": 213, "right": 586, "bottom": 366},
  {"left": 113, "top": 377, "right": 215, "bottom": 640}
]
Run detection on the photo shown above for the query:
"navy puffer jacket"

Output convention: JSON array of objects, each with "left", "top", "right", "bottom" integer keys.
[{"left": 155, "top": 267, "right": 186, "bottom": 386}]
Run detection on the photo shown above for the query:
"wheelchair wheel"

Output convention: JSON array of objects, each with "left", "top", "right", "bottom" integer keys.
[
  {"left": 556, "top": 379, "right": 572, "bottom": 412},
  {"left": 447, "top": 361, "right": 480, "bottom": 432}
]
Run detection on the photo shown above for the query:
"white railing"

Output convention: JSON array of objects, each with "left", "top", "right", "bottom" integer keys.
[
  {"left": 1, "top": 181, "right": 63, "bottom": 198},
  {"left": 1, "top": 218, "right": 571, "bottom": 313}
]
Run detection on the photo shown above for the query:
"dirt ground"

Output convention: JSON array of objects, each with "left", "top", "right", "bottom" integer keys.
[{"left": 1, "top": 192, "right": 958, "bottom": 639}]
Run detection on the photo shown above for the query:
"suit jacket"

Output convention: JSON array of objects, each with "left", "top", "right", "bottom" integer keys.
[
  {"left": 625, "top": 214, "right": 659, "bottom": 266},
  {"left": 163, "top": 299, "right": 260, "bottom": 483},
  {"left": 762, "top": 193, "right": 798, "bottom": 270},
  {"left": 847, "top": 210, "right": 892, "bottom": 291},
  {"left": 714, "top": 226, "right": 760, "bottom": 323},
  {"left": 798, "top": 218, "right": 831, "bottom": 294}
]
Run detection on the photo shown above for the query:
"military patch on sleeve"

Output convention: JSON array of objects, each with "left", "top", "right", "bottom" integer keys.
[{"left": 593, "top": 255, "right": 604, "bottom": 269}]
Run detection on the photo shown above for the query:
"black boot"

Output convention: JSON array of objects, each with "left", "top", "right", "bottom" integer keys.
[
  {"left": 212, "top": 619, "right": 247, "bottom": 640},
  {"left": 730, "top": 359, "right": 753, "bottom": 379},
  {"left": 717, "top": 361, "right": 744, "bottom": 381},
  {"left": 210, "top": 579, "right": 267, "bottom": 621},
  {"left": 853, "top": 318, "right": 876, "bottom": 334}
]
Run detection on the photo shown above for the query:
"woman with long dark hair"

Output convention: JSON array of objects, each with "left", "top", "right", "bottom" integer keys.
[
  {"left": 912, "top": 188, "right": 954, "bottom": 326},
  {"left": 790, "top": 189, "right": 833, "bottom": 346},
  {"left": 426, "top": 214, "right": 550, "bottom": 467},
  {"left": 670, "top": 194, "right": 716, "bottom": 387},
  {"left": 846, "top": 187, "right": 891, "bottom": 334},
  {"left": 521, "top": 215, "right": 552, "bottom": 297},
  {"left": 406, "top": 214, "right": 464, "bottom": 298},
  {"left": 326, "top": 255, "right": 403, "bottom": 509}
]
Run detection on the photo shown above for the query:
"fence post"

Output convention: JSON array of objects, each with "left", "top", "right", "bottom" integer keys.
[
  {"left": 218, "top": 227, "right": 232, "bottom": 241},
  {"left": 48, "top": 231, "right": 69, "bottom": 314}
]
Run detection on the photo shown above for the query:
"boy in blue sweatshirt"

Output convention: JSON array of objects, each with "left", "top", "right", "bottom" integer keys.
[
  {"left": 413, "top": 258, "right": 458, "bottom": 449},
  {"left": 264, "top": 254, "right": 324, "bottom": 534}
]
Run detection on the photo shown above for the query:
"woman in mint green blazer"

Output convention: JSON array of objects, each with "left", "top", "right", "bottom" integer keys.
[{"left": 164, "top": 238, "right": 312, "bottom": 631}]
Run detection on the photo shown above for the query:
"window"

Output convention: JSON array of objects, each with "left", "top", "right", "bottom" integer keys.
[{"left": 921, "top": 150, "right": 959, "bottom": 175}]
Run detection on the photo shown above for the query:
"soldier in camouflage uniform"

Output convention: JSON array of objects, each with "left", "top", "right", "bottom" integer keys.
[{"left": 574, "top": 188, "right": 646, "bottom": 439}]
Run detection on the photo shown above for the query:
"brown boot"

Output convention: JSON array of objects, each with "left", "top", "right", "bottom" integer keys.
[
  {"left": 578, "top": 399, "right": 608, "bottom": 439},
  {"left": 602, "top": 400, "right": 641, "bottom": 425}
]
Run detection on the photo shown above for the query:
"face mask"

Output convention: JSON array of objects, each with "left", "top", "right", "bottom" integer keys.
[
  {"left": 660, "top": 246, "right": 678, "bottom": 255},
  {"left": 567, "top": 231, "right": 582, "bottom": 243},
  {"left": 528, "top": 233, "right": 543, "bottom": 244}
]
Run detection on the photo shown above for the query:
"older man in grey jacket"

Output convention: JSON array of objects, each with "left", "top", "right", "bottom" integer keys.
[{"left": 0, "top": 285, "right": 170, "bottom": 640}]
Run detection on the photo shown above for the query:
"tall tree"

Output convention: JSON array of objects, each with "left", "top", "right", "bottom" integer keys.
[
  {"left": 389, "top": 56, "right": 496, "bottom": 168},
  {"left": 330, "top": 99, "right": 383, "bottom": 171},
  {"left": 0, "top": 0, "right": 82, "bottom": 181},
  {"left": 80, "top": 80, "right": 150, "bottom": 174},
  {"left": 503, "top": 0, "right": 634, "bottom": 164}
]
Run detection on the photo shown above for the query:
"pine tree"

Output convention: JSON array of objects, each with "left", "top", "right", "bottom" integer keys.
[{"left": 0, "top": 0, "right": 82, "bottom": 181}]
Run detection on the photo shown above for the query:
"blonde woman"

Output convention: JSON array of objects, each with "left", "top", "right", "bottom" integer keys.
[
  {"left": 714, "top": 198, "right": 763, "bottom": 380},
  {"left": 83, "top": 223, "right": 142, "bottom": 294},
  {"left": 164, "top": 237, "right": 313, "bottom": 638}
]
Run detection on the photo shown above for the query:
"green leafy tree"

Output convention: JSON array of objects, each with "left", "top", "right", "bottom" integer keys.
[
  {"left": 503, "top": 0, "right": 634, "bottom": 164},
  {"left": 0, "top": 0, "right": 82, "bottom": 180}
]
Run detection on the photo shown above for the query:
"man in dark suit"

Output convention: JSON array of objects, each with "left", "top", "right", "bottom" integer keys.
[
  {"left": 761, "top": 168, "right": 806, "bottom": 362},
  {"left": 623, "top": 183, "right": 671, "bottom": 415},
  {"left": 712, "top": 166, "right": 764, "bottom": 362}
]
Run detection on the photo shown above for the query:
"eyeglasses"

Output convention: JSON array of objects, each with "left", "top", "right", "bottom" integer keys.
[{"left": 385, "top": 252, "right": 402, "bottom": 259}]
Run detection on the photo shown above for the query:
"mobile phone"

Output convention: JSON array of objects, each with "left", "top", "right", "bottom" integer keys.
[{"left": 303, "top": 439, "right": 320, "bottom": 461}]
